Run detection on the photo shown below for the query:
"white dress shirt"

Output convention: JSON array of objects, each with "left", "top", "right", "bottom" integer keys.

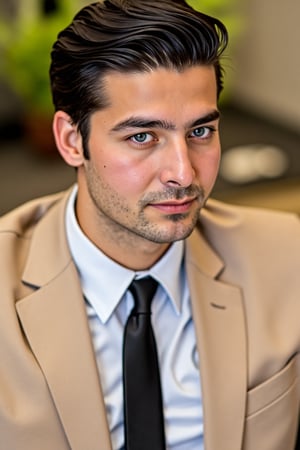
[{"left": 65, "top": 186, "right": 204, "bottom": 449}]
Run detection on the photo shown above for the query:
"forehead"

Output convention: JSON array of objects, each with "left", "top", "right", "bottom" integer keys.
[{"left": 100, "top": 66, "right": 218, "bottom": 120}]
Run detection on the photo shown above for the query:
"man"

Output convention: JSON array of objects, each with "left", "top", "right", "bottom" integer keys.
[{"left": 0, "top": 1, "right": 299, "bottom": 449}]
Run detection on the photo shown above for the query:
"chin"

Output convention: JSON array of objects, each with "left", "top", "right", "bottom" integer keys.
[{"left": 149, "top": 222, "right": 197, "bottom": 244}]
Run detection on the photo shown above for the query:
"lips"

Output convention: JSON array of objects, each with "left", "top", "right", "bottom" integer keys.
[{"left": 149, "top": 198, "right": 196, "bottom": 214}]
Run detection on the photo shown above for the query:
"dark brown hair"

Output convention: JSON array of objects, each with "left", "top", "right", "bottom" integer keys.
[{"left": 50, "top": 0, "right": 228, "bottom": 157}]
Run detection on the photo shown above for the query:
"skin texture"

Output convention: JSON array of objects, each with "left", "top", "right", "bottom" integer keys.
[{"left": 53, "top": 65, "right": 221, "bottom": 270}]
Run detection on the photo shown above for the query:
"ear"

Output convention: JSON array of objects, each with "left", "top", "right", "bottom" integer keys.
[{"left": 52, "top": 111, "right": 85, "bottom": 167}]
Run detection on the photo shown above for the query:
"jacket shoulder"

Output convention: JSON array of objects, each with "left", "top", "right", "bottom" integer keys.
[
  {"left": 0, "top": 190, "right": 71, "bottom": 295},
  {"left": 199, "top": 198, "right": 300, "bottom": 267},
  {"left": 0, "top": 190, "right": 69, "bottom": 238},
  {"left": 201, "top": 198, "right": 300, "bottom": 234}
]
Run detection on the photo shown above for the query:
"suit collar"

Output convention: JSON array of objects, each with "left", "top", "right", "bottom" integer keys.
[
  {"left": 186, "top": 225, "right": 224, "bottom": 278},
  {"left": 21, "top": 190, "right": 72, "bottom": 288},
  {"left": 186, "top": 229, "right": 247, "bottom": 450}
]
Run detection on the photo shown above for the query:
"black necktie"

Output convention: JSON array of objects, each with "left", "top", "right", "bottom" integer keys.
[{"left": 122, "top": 277, "right": 166, "bottom": 450}]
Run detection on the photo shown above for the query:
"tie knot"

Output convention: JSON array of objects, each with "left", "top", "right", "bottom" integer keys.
[{"left": 129, "top": 277, "right": 158, "bottom": 314}]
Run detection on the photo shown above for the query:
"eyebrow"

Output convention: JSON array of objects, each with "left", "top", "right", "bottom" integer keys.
[
  {"left": 110, "top": 110, "right": 220, "bottom": 133},
  {"left": 190, "top": 110, "right": 220, "bottom": 128}
]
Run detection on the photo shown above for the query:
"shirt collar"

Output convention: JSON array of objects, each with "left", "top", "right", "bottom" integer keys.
[{"left": 65, "top": 186, "right": 184, "bottom": 323}]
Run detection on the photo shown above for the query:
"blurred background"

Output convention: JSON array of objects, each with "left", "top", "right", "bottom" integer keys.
[{"left": 0, "top": 0, "right": 299, "bottom": 216}]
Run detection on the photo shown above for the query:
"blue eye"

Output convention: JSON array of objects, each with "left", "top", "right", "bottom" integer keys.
[
  {"left": 131, "top": 133, "right": 150, "bottom": 143},
  {"left": 128, "top": 132, "right": 157, "bottom": 147},
  {"left": 193, "top": 128, "right": 205, "bottom": 137},
  {"left": 190, "top": 126, "right": 215, "bottom": 139}
]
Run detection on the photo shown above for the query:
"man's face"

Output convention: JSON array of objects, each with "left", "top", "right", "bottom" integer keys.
[{"left": 75, "top": 66, "right": 220, "bottom": 262}]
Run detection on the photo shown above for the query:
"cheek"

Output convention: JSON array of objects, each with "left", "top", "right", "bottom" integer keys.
[
  {"left": 98, "top": 157, "right": 154, "bottom": 195},
  {"left": 195, "top": 147, "right": 221, "bottom": 183},
  {"left": 210, "top": 149, "right": 221, "bottom": 174}
]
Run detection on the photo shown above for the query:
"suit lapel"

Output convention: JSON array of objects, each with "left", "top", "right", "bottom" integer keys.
[
  {"left": 186, "top": 230, "right": 247, "bottom": 450},
  {"left": 16, "top": 192, "right": 112, "bottom": 450}
]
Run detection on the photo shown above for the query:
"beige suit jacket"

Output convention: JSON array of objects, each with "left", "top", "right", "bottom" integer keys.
[{"left": 0, "top": 189, "right": 300, "bottom": 450}]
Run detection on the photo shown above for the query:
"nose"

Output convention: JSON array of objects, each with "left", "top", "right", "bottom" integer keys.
[{"left": 159, "top": 138, "right": 196, "bottom": 187}]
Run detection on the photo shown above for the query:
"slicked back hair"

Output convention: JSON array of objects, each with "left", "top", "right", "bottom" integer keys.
[{"left": 50, "top": 0, "right": 228, "bottom": 157}]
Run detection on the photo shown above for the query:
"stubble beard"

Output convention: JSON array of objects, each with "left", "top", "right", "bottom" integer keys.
[
  {"left": 86, "top": 168, "right": 205, "bottom": 245},
  {"left": 135, "top": 184, "right": 205, "bottom": 243}
]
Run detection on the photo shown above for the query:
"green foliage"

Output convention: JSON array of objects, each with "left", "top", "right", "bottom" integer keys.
[
  {"left": 187, "top": 0, "right": 243, "bottom": 100},
  {"left": 187, "top": 0, "right": 242, "bottom": 41},
  {"left": 0, "top": 0, "right": 88, "bottom": 115}
]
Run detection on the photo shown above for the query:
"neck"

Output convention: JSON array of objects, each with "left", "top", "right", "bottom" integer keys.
[{"left": 97, "top": 239, "right": 171, "bottom": 271}]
